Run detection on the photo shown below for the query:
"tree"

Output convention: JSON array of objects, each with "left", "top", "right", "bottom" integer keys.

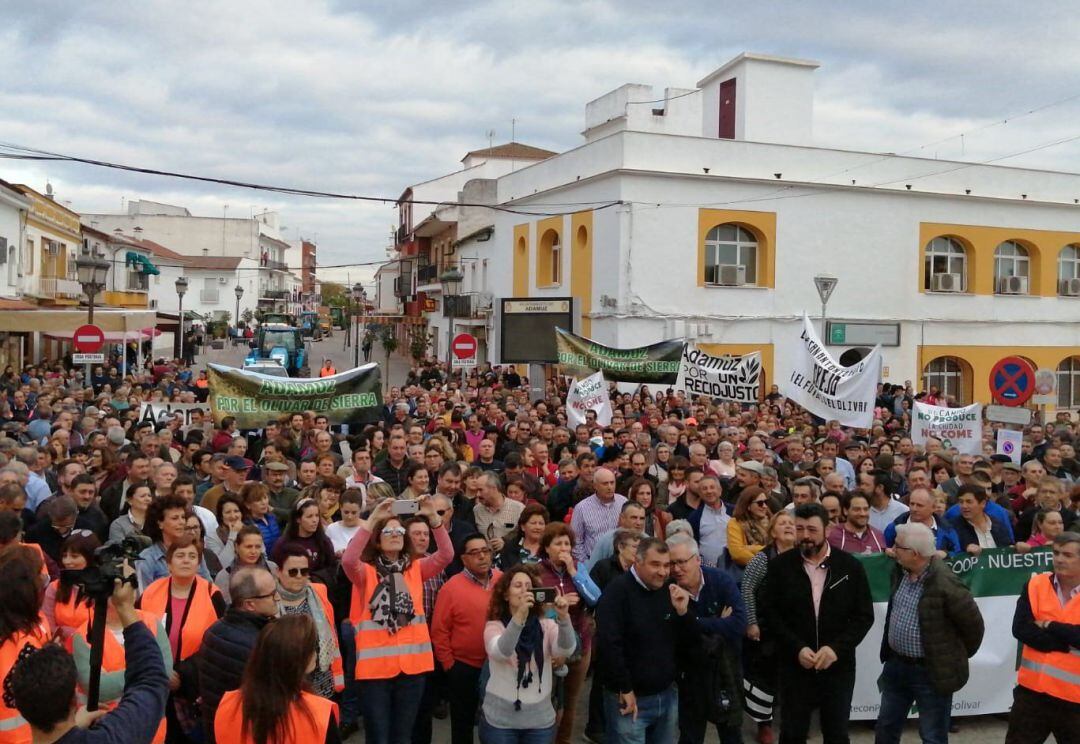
[
  {"left": 321, "top": 282, "right": 347, "bottom": 306},
  {"left": 408, "top": 327, "right": 431, "bottom": 362},
  {"left": 378, "top": 325, "right": 399, "bottom": 393}
]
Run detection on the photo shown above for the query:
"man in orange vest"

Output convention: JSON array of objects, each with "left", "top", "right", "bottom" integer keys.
[
  {"left": 319, "top": 359, "right": 337, "bottom": 377},
  {"left": 1006, "top": 531, "right": 1080, "bottom": 743}
]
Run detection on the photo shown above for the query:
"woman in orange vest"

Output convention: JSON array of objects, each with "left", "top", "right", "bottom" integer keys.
[
  {"left": 42, "top": 530, "right": 99, "bottom": 641},
  {"left": 215, "top": 614, "right": 339, "bottom": 744},
  {"left": 68, "top": 602, "right": 172, "bottom": 743},
  {"left": 340, "top": 496, "right": 453, "bottom": 744},
  {"left": 0, "top": 545, "right": 50, "bottom": 744},
  {"left": 319, "top": 359, "right": 337, "bottom": 377},
  {"left": 137, "top": 534, "right": 226, "bottom": 742},
  {"left": 275, "top": 545, "right": 344, "bottom": 696}
]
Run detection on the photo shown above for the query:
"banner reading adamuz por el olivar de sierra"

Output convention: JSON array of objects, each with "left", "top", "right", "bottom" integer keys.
[
  {"left": 207, "top": 363, "right": 382, "bottom": 429},
  {"left": 675, "top": 346, "right": 761, "bottom": 403},
  {"left": 783, "top": 314, "right": 882, "bottom": 428},
  {"left": 555, "top": 328, "right": 682, "bottom": 385}
]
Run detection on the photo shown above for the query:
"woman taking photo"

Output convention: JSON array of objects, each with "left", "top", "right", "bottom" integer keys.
[
  {"left": 42, "top": 530, "right": 99, "bottom": 640},
  {"left": 727, "top": 486, "right": 772, "bottom": 567},
  {"left": 740, "top": 511, "right": 797, "bottom": 744},
  {"left": 138, "top": 534, "right": 226, "bottom": 742},
  {"left": 341, "top": 495, "right": 453, "bottom": 744},
  {"left": 0, "top": 546, "right": 50, "bottom": 743},
  {"left": 481, "top": 563, "right": 576, "bottom": 743},
  {"left": 108, "top": 483, "right": 154, "bottom": 543},
  {"left": 271, "top": 497, "right": 337, "bottom": 585},
  {"left": 627, "top": 479, "right": 670, "bottom": 539},
  {"left": 276, "top": 546, "right": 344, "bottom": 697},
  {"left": 215, "top": 615, "right": 339, "bottom": 744},
  {"left": 216, "top": 524, "right": 278, "bottom": 598},
  {"left": 499, "top": 504, "right": 549, "bottom": 569}
]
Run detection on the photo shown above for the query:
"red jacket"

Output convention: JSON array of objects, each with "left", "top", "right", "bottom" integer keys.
[{"left": 430, "top": 569, "right": 501, "bottom": 670}]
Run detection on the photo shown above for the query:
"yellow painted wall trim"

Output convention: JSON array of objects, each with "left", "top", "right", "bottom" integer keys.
[
  {"left": 570, "top": 211, "right": 594, "bottom": 337},
  {"left": 696, "top": 342, "right": 774, "bottom": 400},
  {"left": 512, "top": 223, "right": 530, "bottom": 298},
  {"left": 918, "top": 344, "right": 1080, "bottom": 403},
  {"left": 697, "top": 209, "right": 776, "bottom": 288}
]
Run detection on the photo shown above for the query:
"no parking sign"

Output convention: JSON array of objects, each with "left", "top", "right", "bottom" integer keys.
[{"left": 989, "top": 356, "right": 1035, "bottom": 406}]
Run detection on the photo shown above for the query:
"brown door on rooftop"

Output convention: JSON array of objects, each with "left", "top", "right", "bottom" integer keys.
[{"left": 718, "top": 78, "right": 736, "bottom": 139}]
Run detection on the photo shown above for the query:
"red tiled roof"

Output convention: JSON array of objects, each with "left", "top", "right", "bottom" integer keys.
[
  {"left": 462, "top": 142, "right": 557, "bottom": 161},
  {"left": 195, "top": 256, "right": 242, "bottom": 270}
]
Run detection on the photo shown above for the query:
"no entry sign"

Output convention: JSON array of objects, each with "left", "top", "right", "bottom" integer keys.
[
  {"left": 990, "top": 356, "right": 1035, "bottom": 406},
  {"left": 73, "top": 324, "right": 105, "bottom": 354},
  {"left": 451, "top": 333, "right": 477, "bottom": 369}
]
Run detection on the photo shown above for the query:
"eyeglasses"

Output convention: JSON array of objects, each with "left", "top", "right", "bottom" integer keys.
[
  {"left": 251, "top": 589, "right": 281, "bottom": 600},
  {"left": 670, "top": 556, "right": 698, "bottom": 568},
  {"left": 463, "top": 547, "right": 492, "bottom": 557},
  {"left": 893, "top": 545, "right": 915, "bottom": 553},
  {"left": 436, "top": 508, "right": 449, "bottom": 516},
  {"left": 286, "top": 567, "right": 310, "bottom": 578},
  {"left": 752, "top": 500, "right": 769, "bottom": 506},
  {"left": 381, "top": 527, "right": 406, "bottom": 537},
  {"left": 70, "top": 529, "right": 95, "bottom": 538}
]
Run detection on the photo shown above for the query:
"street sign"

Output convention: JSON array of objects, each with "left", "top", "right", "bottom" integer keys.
[
  {"left": 989, "top": 356, "right": 1036, "bottom": 406},
  {"left": 814, "top": 275, "right": 838, "bottom": 306},
  {"left": 72, "top": 353, "right": 105, "bottom": 364},
  {"left": 73, "top": 324, "right": 105, "bottom": 354},
  {"left": 986, "top": 404, "right": 1033, "bottom": 426},
  {"left": 451, "top": 333, "right": 477, "bottom": 368},
  {"left": 826, "top": 321, "right": 901, "bottom": 347},
  {"left": 1033, "top": 368, "right": 1057, "bottom": 406}
]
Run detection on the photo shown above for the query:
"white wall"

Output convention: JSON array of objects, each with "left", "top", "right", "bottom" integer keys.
[
  {"left": 84, "top": 214, "right": 260, "bottom": 259},
  {"left": 0, "top": 191, "right": 26, "bottom": 298}
]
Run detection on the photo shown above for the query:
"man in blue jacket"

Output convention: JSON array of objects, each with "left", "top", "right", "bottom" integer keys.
[
  {"left": 668, "top": 533, "right": 747, "bottom": 744},
  {"left": 884, "top": 487, "right": 962, "bottom": 556}
]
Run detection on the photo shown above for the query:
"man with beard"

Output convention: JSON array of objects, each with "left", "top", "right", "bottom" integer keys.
[{"left": 761, "top": 503, "right": 873, "bottom": 743}]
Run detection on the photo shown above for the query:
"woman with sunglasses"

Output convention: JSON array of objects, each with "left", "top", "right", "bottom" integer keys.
[
  {"left": 341, "top": 495, "right": 453, "bottom": 744},
  {"left": 42, "top": 530, "right": 99, "bottom": 640},
  {"left": 271, "top": 497, "right": 337, "bottom": 585},
  {"left": 276, "top": 545, "right": 344, "bottom": 699},
  {"left": 728, "top": 486, "right": 772, "bottom": 567}
]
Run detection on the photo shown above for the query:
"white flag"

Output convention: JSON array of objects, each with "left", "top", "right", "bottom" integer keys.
[
  {"left": 783, "top": 315, "right": 882, "bottom": 428},
  {"left": 912, "top": 401, "right": 982, "bottom": 455},
  {"left": 566, "top": 371, "right": 613, "bottom": 428}
]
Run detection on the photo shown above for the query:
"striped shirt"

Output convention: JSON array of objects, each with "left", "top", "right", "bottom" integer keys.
[
  {"left": 888, "top": 569, "right": 929, "bottom": 658},
  {"left": 570, "top": 493, "right": 627, "bottom": 563}
]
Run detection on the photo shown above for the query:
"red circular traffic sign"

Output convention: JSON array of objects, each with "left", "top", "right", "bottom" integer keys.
[
  {"left": 73, "top": 324, "right": 105, "bottom": 354},
  {"left": 451, "top": 333, "right": 477, "bottom": 360},
  {"left": 990, "top": 356, "right": 1036, "bottom": 406}
]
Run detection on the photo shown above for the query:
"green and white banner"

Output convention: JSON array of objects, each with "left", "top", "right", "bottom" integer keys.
[{"left": 850, "top": 547, "right": 1052, "bottom": 720}]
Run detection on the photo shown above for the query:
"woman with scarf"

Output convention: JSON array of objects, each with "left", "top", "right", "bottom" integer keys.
[
  {"left": 275, "top": 545, "right": 344, "bottom": 697},
  {"left": 481, "top": 563, "right": 576, "bottom": 743},
  {"left": 341, "top": 494, "right": 453, "bottom": 744},
  {"left": 727, "top": 485, "right": 772, "bottom": 567}
]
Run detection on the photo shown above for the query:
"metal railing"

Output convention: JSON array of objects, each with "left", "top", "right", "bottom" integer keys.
[{"left": 417, "top": 264, "right": 439, "bottom": 284}]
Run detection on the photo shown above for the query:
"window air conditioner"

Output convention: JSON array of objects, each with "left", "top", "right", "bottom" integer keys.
[
  {"left": 716, "top": 264, "right": 746, "bottom": 286},
  {"left": 931, "top": 273, "right": 962, "bottom": 292},
  {"left": 218, "top": 277, "right": 229, "bottom": 285},
  {"left": 998, "top": 276, "right": 1028, "bottom": 295},
  {"left": 1060, "top": 278, "right": 1080, "bottom": 297}
]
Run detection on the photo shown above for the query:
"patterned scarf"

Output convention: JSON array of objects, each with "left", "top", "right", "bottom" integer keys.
[
  {"left": 502, "top": 613, "right": 545, "bottom": 711},
  {"left": 369, "top": 554, "right": 415, "bottom": 633}
]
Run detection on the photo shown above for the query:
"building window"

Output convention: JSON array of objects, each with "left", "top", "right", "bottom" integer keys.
[
  {"left": 704, "top": 224, "right": 757, "bottom": 285},
  {"left": 550, "top": 234, "right": 561, "bottom": 285},
  {"left": 924, "top": 237, "right": 967, "bottom": 291},
  {"left": 1057, "top": 357, "right": 1080, "bottom": 408},
  {"left": 537, "top": 228, "right": 561, "bottom": 286},
  {"left": 922, "top": 356, "right": 970, "bottom": 405},
  {"left": 1059, "top": 245, "right": 1080, "bottom": 294},
  {"left": 994, "top": 240, "right": 1029, "bottom": 293}
]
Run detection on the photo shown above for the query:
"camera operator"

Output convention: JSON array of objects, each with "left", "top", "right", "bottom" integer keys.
[{"left": 7, "top": 559, "right": 169, "bottom": 743}]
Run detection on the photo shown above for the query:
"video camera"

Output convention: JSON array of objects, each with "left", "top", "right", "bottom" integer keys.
[{"left": 61, "top": 534, "right": 150, "bottom": 600}]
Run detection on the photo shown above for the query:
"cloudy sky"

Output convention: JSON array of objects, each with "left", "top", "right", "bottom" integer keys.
[{"left": 3, "top": 1, "right": 1079, "bottom": 285}]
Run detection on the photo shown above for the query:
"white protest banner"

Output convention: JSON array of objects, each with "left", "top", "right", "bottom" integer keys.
[
  {"left": 996, "top": 428, "right": 1023, "bottom": 464},
  {"left": 912, "top": 401, "right": 982, "bottom": 455},
  {"left": 566, "top": 371, "right": 613, "bottom": 428},
  {"left": 675, "top": 347, "right": 761, "bottom": 403},
  {"left": 138, "top": 401, "right": 209, "bottom": 426},
  {"left": 782, "top": 315, "right": 882, "bottom": 428}
]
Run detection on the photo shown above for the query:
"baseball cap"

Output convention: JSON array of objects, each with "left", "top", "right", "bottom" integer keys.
[
  {"left": 685, "top": 417, "right": 698, "bottom": 426},
  {"left": 225, "top": 456, "right": 250, "bottom": 471},
  {"left": 1001, "top": 461, "right": 1022, "bottom": 472}
]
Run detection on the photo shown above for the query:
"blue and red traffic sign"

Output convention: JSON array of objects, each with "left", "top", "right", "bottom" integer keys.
[{"left": 990, "top": 356, "right": 1036, "bottom": 406}]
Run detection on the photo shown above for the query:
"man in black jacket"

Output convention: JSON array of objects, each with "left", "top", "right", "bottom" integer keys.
[
  {"left": 198, "top": 568, "right": 279, "bottom": 742},
  {"left": 761, "top": 503, "right": 873, "bottom": 743}
]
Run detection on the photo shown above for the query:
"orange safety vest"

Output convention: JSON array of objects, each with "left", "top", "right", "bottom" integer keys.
[
  {"left": 69, "top": 611, "right": 167, "bottom": 744},
  {"left": 319, "top": 366, "right": 337, "bottom": 377},
  {"left": 349, "top": 562, "right": 433, "bottom": 680},
  {"left": 139, "top": 576, "right": 221, "bottom": 661},
  {"left": 1017, "top": 572, "right": 1080, "bottom": 703},
  {"left": 0, "top": 623, "right": 50, "bottom": 744},
  {"left": 309, "top": 583, "right": 345, "bottom": 692},
  {"left": 214, "top": 688, "right": 337, "bottom": 744},
  {"left": 50, "top": 580, "right": 94, "bottom": 635}
]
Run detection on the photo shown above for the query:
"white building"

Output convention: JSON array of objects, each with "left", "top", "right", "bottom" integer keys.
[
  {"left": 0, "top": 180, "right": 29, "bottom": 301},
  {"left": 474, "top": 52, "right": 1080, "bottom": 406}
]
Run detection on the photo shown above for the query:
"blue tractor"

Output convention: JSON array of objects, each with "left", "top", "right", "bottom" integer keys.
[{"left": 244, "top": 323, "right": 310, "bottom": 377}]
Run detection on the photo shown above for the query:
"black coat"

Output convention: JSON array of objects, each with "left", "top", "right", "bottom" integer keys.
[
  {"left": 760, "top": 546, "right": 873, "bottom": 672},
  {"left": 199, "top": 609, "right": 273, "bottom": 742},
  {"left": 950, "top": 514, "right": 1012, "bottom": 551}
]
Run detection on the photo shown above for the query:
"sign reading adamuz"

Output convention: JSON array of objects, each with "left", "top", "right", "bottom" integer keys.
[
  {"left": 783, "top": 315, "right": 882, "bottom": 428},
  {"left": 912, "top": 401, "right": 983, "bottom": 454},
  {"left": 675, "top": 347, "right": 761, "bottom": 402}
]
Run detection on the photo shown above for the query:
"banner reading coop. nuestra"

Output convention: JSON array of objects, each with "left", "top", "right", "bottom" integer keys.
[
  {"left": 912, "top": 401, "right": 983, "bottom": 455},
  {"left": 554, "top": 328, "right": 682, "bottom": 385},
  {"left": 675, "top": 346, "right": 761, "bottom": 403},
  {"left": 207, "top": 363, "right": 382, "bottom": 428}
]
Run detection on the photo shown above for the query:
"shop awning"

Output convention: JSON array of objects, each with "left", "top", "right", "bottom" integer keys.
[
  {"left": 125, "top": 251, "right": 160, "bottom": 276},
  {"left": 0, "top": 309, "right": 158, "bottom": 333}
]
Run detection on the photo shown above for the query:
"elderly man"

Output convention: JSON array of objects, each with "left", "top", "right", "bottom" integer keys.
[
  {"left": 884, "top": 487, "right": 961, "bottom": 557},
  {"left": 570, "top": 466, "right": 627, "bottom": 563},
  {"left": 875, "top": 522, "right": 984, "bottom": 744},
  {"left": 1005, "top": 532, "right": 1080, "bottom": 743},
  {"left": 689, "top": 475, "right": 732, "bottom": 568}
]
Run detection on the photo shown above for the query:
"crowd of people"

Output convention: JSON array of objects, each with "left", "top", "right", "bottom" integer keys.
[{"left": 0, "top": 353, "right": 1076, "bottom": 744}]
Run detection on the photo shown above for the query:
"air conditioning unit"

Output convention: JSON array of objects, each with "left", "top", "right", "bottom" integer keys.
[
  {"left": 931, "top": 273, "right": 962, "bottom": 292},
  {"left": 998, "top": 276, "right": 1028, "bottom": 295},
  {"left": 716, "top": 264, "right": 747, "bottom": 286},
  {"left": 1060, "top": 278, "right": 1080, "bottom": 297},
  {"left": 218, "top": 277, "right": 229, "bottom": 285}
]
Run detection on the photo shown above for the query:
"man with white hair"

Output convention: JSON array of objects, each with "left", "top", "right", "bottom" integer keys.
[{"left": 875, "top": 522, "right": 984, "bottom": 744}]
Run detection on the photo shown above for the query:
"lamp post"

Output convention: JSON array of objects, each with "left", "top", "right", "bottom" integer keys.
[
  {"left": 75, "top": 247, "right": 109, "bottom": 388},
  {"left": 439, "top": 266, "right": 464, "bottom": 377},
  {"left": 352, "top": 283, "right": 365, "bottom": 367},
  {"left": 234, "top": 284, "right": 244, "bottom": 337},
  {"left": 175, "top": 277, "right": 189, "bottom": 362},
  {"left": 813, "top": 275, "right": 838, "bottom": 343}
]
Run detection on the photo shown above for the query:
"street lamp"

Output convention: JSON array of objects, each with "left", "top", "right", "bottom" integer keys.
[
  {"left": 439, "top": 266, "right": 464, "bottom": 373},
  {"left": 351, "top": 283, "right": 365, "bottom": 367},
  {"left": 175, "top": 277, "right": 189, "bottom": 362},
  {"left": 74, "top": 247, "right": 109, "bottom": 325},
  {"left": 813, "top": 275, "right": 838, "bottom": 342},
  {"left": 234, "top": 284, "right": 244, "bottom": 336}
]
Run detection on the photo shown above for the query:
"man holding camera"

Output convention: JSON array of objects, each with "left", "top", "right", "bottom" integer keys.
[{"left": 8, "top": 561, "right": 168, "bottom": 743}]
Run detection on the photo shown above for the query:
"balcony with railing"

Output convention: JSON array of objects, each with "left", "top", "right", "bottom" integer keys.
[
  {"left": 261, "top": 258, "right": 288, "bottom": 271},
  {"left": 261, "top": 288, "right": 289, "bottom": 300},
  {"left": 39, "top": 276, "right": 83, "bottom": 299},
  {"left": 416, "top": 264, "right": 440, "bottom": 290}
]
